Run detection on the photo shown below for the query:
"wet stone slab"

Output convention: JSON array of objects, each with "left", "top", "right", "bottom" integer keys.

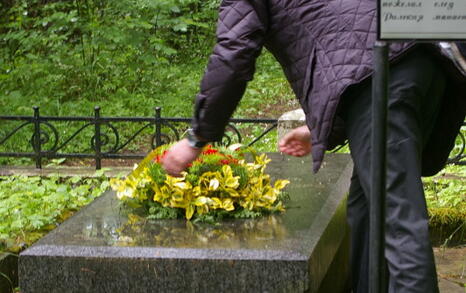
[{"left": 19, "top": 153, "right": 352, "bottom": 293}]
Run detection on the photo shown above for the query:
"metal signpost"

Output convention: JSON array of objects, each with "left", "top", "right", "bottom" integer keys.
[{"left": 372, "top": 1, "right": 466, "bottom": 292}]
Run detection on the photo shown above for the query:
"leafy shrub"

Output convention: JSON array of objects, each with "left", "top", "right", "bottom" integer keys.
[
  {"left": 0, "top": 0, "right": 219, "bottom": 107},
  {"left": 0, "top": 0, "right": 295, "bottom": 162},
  {"left": 424, "top": 165, "right": 466, "bottom": 211},
  {"left": 0, "top": 172, "right": 109, "bottom": 253},
  {"left": 423, "top": 164, "right": 466, "bottom": 245}
]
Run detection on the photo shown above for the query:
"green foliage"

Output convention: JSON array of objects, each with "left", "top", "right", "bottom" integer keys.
[
  {"left": 0, "top": 0, "right": 219, "bottom": 164},
  {"left": 147, "top": 201, "right": 181, "bottom": 220},
  {"left": 424, "top": 164, "right": 466, "bottom": 211},
  {"left": 191, "top": 205, "right": 282, "bottom": 224},
  {"left": 186, "top": 163, "right": 220, "bottom": 185},
  {"left": 190, "top": 208, "right": 263, "bottom": 224},
  {"left": 186, "top": 162, "right": 250, "bottom": 188},
  {"left": 0, "top": 0, "right": 219, "bottom": 111},
  {"left": 423, "top": 164, "right": 465, "bottom": 245},
  {"left": 230, "top": 164, "right": 249, "bottom": 189},
  {"left": 237, "top": 51, "right": 297, "bottom": 118},
  {"left": 0, "top": 173, "right": 109, "bottom": 253},
  {"left": 231, "top": 208, "right": 263, "bottom": 219},
  {"left": 0, "top": 0, "right": 294, "bottom": 162},
  {"left": 147, "top": 162, "right": 167, "bottom": 186}
]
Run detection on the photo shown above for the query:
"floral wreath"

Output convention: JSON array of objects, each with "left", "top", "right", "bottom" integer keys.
[{"left": 111, "top": 144, "right": 290, "bottom": 222}]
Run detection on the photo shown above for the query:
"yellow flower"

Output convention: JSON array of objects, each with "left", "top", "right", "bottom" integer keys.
[
  {"left": 221, "top": 165, "right": 240, "bottom": 189},
  {"left": 274, "top": 179, "right": 290, "bottom": 190},
  {"left": 209, "top": 178, "right": 220, "bottom": 190},
  {"left": 239, "top": 176, "right": 290, "bottom": 211},
  {"left": 211, "top": 197, "right": 235, "bottom": 211},
  {"left": 194, "top": 196, "right": 213, "bottom": 215},
  {"left": 221, "top": 198, "right": 235, "bottom": 211}
]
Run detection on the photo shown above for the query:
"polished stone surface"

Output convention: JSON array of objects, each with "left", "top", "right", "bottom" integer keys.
[{"left": 19, "top": 153, "right": 352, "bottom": 293}]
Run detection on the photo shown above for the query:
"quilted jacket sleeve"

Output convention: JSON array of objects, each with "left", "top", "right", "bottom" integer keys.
[{"left": 191, "top": 0, "right": 267, "bottom": 141}]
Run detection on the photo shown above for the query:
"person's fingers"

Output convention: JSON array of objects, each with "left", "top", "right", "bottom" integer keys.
[
  {"left": 161, "top": 139, "right": 202, "bottom": 176},
  {"left": 280, "top": 142, "right": 303, "bottom": 156},
  {"left": 279, "top": 126, "right": 310, "bottom": 147},
  {"left": 163, "top": 163, "right": 182, "bottom": 177},
  {"left": 162, "top": 152, "right": 183, "bottom": 177},
  {"left": 279, "top": 129, "right": 299, "bottom": 146},
  {"left": 279, "top": 136, "right": 311, "bottom": 157},
  {"left": 288, "top": 145, "right": 306, "bottom": 156}
]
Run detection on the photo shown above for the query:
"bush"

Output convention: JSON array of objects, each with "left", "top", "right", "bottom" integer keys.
[{"left": 0, "top": 0, "right": 219, "bottom": 110}]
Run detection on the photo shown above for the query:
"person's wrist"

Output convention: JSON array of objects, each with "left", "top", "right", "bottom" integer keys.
[{"left": 186, "top": 128, "right": 208, "bottom": 149}]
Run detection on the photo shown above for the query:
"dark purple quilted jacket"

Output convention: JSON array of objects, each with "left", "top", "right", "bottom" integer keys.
[{"left": 192, "top": 0, "right": 466, "bottom": 173}]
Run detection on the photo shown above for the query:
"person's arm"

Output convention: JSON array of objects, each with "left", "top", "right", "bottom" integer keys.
[{"left": 163, "top": 0, "right": 267, "bottom": 176}]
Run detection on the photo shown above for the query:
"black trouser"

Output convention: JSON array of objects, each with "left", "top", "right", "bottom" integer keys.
[{"left": 342, "top": 48, "right": 446, "bottom": 293}]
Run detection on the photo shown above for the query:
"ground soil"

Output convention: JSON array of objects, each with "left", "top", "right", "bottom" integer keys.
[{"left": 435, "top": 245, "right": 466, "bottom": 292}]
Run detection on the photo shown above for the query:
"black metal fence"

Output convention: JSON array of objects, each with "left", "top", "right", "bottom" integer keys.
[
  {"left": 449, "top": 122, "right": 466, "bottom": 166},
  {"left": 0, "top": 107, "right": 278, "bottom": 169},
  {"left": 0, "top": 106, "right": 464, "bottom": 169}
]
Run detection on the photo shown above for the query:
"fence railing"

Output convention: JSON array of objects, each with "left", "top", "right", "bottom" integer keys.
[
  {"left": 0, "top": 107, "right": 278, "bottom": 169},
  {"left": 1, "top": 107, "right": 464, "bottom": 169},
  {"left": 448, "top": 121, "right": 466, "bottom": 166}
]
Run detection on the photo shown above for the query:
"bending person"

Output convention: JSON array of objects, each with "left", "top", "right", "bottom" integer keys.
[{"left": 162, "top": 1, "right": 466, "bottom": 292}]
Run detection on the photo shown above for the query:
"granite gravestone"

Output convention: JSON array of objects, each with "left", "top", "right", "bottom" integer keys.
[
  {"left": 277, "top": 109, "right": 305, "bottom": 144},
  {"left": 19, "top": 153, "right": 352, "bottom": 293}
]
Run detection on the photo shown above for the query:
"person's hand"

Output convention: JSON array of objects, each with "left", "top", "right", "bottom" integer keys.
[
  {"left": 162, "top": 139, "right": 203, "bottom": 176},
  {"left": 278, "top": 125, "right": 312, "bottom": 157}
]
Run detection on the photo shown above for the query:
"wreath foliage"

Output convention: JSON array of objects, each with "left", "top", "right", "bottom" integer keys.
[{"left": 111, "top": 144, "right": 290, "bottom": 221}]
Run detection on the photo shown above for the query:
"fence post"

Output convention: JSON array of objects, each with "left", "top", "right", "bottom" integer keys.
[
  {"left": 94, "top": 106, "right": 102, "bottom": 170},
  {"left": 155, "top": 107, "right": 162, "bottom": 147},
  {"left": 369, "top": 40, "right": 389, "bottom": 293},
  {"left": 33, "top": 106, "right": 42, "bottom": 169}
]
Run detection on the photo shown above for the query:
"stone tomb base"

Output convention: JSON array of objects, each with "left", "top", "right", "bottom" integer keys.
[{"left": 19, "top": 154, "right": 352, "bottom": 293}]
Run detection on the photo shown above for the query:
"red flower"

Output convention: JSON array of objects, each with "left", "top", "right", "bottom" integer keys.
[
  {"left": 202, "top": 148, "right": 218, "bottom": 155},
  {"left": 153, "top": 150, "right": 169, "bottom": 164}
]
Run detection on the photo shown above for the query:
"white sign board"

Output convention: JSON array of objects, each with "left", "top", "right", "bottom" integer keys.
[{"left": 379, "top": 0, "right": 466, "bottom": 40}]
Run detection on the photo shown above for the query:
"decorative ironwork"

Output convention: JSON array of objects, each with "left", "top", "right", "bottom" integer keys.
[
  {"left": 0, "top": 106, "right": 278, "bottom": 169},
  {"left": 30, "top": 121, "right": 59, "bottom": 153},
  {"left": 447, "top": 124, "right": 466, "bottom": 165},
  {"left": 215, "top": 124, "right": 242, "bottom": 147},
  {"left": 1, "top": 107, "right": 464, "bottom": 169}
]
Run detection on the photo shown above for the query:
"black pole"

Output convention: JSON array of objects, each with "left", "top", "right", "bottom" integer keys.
[
  {"left": 369, "top": 41, "right": 389, "bottom": 293},
  {"left": 94, "top": 106, "right": 102, "bottom": 170},
  {"left": 33, "top": 106, "right": 42, "bottom": 169},
  {"left": 155, "top": 107, "right": 162, "bottom": 147}
]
